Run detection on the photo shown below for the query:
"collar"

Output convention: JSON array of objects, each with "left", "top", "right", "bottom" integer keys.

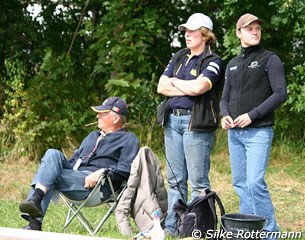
[
  {"left": 101, "top": 127, "right": 126, "bottom": 135},
  {"left": 240, "top": 44, "right": 264, "bottom": 58},
  {"left": 185, "top": 45, "right": 213, "bottom": 62}
]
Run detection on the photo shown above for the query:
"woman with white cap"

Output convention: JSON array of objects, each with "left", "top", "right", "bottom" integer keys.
[{"left": 157, "top": 13, "right": 224, "bottom": 236}]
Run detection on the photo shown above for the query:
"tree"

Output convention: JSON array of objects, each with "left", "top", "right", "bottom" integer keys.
[{"left": 0, "top": 0, "right": 304, "bottom": 161}]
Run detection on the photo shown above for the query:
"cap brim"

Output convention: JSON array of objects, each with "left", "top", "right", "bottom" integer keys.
[
  {"left": 240, "top": 19, "right": 263, "bottom": 29},
  {"left": 178, "top": 24, "right": 186, "bottom": 31},
  {"left": 91, "top": 106, "right": 111, "bottom": 113},
  {"left": 178, "top": 23, "right": 200, "bottom": 31}
]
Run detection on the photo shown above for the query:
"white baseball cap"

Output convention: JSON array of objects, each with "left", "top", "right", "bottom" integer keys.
[{"left": 178, "top": 13, "right": 213, "bottom": 31}]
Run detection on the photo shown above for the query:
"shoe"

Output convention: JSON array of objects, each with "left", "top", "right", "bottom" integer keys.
[
  {"left": 21, "top": 213, "right": 42, "bottom": 231},
  {"left": 21, "top": 213, "right": 33, "bottom": 222},
  {"left": 164, "top": 228, "right": 177, "bottom": 238},
  {"left": 22, "top": 225, "right": 42, "bottom": 231},
  {"left": 19, "top": 199, "right": 44, "bottom": 218},
  {"left": 22, "top": 225, "right": 32, "bottom": 230}
]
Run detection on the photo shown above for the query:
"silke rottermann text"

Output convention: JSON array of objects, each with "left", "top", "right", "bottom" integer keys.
[{"left": 191, "top": 229, "right": 303, "bottom": 239}]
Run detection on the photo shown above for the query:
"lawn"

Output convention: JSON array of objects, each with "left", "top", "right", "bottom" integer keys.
[{"left": 0, "top": 130, "right": 304, "bottom": 239}]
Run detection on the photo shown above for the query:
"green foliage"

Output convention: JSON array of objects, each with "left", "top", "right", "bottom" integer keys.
[
  {"left": 1, "top": 0, "right": 305, "bottom": 161},
  {"left": 287, "top": 64, "right": 305, "bottom": 115},
  {"left": 276, "top": 63, "right": 305, "bottom": 142},
  {"left": 267, "top": 0, "right": 305, "bottom": 141},
  {"left": 90, "top": 0, "right": 177, "bottom": 122},
  {"left": 0, "top": 60, "right": 27, "bottom": 159},
  {"left": 0, "top": 46, "right": 102, "bottom": 160}
]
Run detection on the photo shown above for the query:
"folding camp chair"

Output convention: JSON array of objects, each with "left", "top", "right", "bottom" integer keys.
[{"left": 60, "top": 169, "right": 127, "bottom": 236}]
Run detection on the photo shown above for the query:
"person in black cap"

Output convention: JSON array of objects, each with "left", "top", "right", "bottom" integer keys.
[
  {"left": 19, "top": 96, "right": 139, "bottom": 231},
  {"left": 220, "top": 13, "right": 287, "bottom": 238},
  {"left": 157, "top": 13, "right": 224, "bottom": 236}
]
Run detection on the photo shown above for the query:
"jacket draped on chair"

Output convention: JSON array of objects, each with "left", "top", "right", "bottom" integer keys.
[{"left": 115, "top": 146, "right": 168, "bottom": 236}]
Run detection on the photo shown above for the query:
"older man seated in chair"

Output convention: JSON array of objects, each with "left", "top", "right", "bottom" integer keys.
[{"left": 19, "top": 96, "right": 140, "bottom": 231}]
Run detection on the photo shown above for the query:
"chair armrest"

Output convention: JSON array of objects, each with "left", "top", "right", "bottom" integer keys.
[{"left": 95, "top": 168, "right": 109, "bottom": 186}]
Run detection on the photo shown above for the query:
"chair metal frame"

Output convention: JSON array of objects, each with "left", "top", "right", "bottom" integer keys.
[{"left": 60, "top": 170, "right": 127, "bottom": 236}]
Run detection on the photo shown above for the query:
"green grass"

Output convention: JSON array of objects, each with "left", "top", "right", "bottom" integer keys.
[
  {"left": 0, "top": 129, "right": 305, "bottom": 239},
  {"left": 0, "top": 199, "right": 130, "bottom": 239}
]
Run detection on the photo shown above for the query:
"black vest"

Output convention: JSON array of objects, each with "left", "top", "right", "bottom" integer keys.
[
  {"left": 171, "top": 47, "right": 224, "bottom": 131},
  {"left": 227, "top": 45, "right": 275, "bottom": 127}
]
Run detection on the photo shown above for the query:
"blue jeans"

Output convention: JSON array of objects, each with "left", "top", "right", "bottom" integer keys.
[
  {"left": 27, "top": 149, "right": 92, "bottom": 222},
  {"left": 228, "top": 127, "right": 279, "bottom": 238},
  {"left": 164, "top": 114, "right": 215, "bottom": 235}
]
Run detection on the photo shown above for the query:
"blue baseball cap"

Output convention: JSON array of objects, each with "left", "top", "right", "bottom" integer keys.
[{"left": 91, "top": 97, "right": 128, "bottom": 116}]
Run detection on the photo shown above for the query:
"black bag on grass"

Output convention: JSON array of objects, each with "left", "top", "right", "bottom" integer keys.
[{"left": 173, "top": 188, "right": 225, "bottom": 239}]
